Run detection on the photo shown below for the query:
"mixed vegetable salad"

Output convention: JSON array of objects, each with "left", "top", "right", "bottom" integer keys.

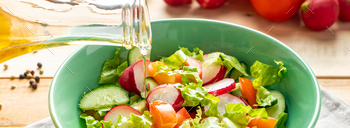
[{"left": 78, "top": 47, "right": 288, "bottom": 128}]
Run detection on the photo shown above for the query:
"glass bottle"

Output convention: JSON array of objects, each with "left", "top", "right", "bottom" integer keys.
[{"left": 0, "top": 0, "right": 152, "bottom": 63}]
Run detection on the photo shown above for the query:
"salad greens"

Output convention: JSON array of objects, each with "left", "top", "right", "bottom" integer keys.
[
  {"left": 274, "top": 112, "right": 288, "bottom": 128},
  {"left": 256, "top": 86, "right": 278, "bottom": 107},
  {"left": 116, "top": 111, "right": 153, "bottom": 128},
  {"left": 99, "top": 48, "right": 127, "bottom": 84},
  {"left": 179, "top": 47, "right": 204, "bottom": 62},
  {"left": 161, "top": 47, "right": 205, "bottom": 70},
  {"left": 224, "top": 103, "right": 268, "bottom": 126},
  {"left": 202, "top": 52, "right": 249, "bottom": 77},
  {"left": 250, "top": 60, "right": 287, "bottom": 89},
  {"left": 80, "top": 113, "right": 114, "bottom": 128}
]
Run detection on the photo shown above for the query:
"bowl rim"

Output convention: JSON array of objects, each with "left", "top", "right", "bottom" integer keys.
[{"left": 49, "top": 18, "right": 321, "bottom": 128}]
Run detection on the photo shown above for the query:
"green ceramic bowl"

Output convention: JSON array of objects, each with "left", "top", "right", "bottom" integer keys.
[{"left": 49, "top": 19, "right": 321, "bottom": 128}]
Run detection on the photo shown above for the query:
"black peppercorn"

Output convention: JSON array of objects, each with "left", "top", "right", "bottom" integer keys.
[
  {"left": 32, "top": 83, "right": 37, "bottom": 89},
  {"left": 29, "top": 80, "right": 34, "bottom": 86},
  {"left": 34, "top": 76, "right": 40, "bottom": 83},
  {"left": 37, "top": 63, "right": 42, "bottom": 68},
  {"left": 19, "top": 74, "right": 25, "bottom": 79}
]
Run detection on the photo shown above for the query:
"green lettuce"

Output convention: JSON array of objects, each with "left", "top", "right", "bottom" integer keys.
[
  {"left": 161, "top": 49, "right": 188, "bottom": 70},
  {"left": 177, "top": 66, "right": 203, "bottom": 85},
  {"left": 116, "top": 111, "right": 153, "bottom": 128},
  {"left": 180, "top": 107, "right": 203, "bottom": 128},
  {"left": 80, "top": 113, "right": 103, "bottom": 128},
  {"left": 202, "top": 52, "right": 248, "bottom": 77},
  {"left": 179, "top": 47, "right": 204, "bottom": 62},
  {"left": 100, "top": 120, "right": 115, "bottom": 128},
  {"left": 175, "top": 83, "right": 220, "bottom": 117},
  {"left": 250, "top": 60, "right": 287, "bottom": 88},
  {"left": 224, "top": 103, "right": 269, "bottom": 126},
  {"left": 200, "top": 117, "right": 224, "bottom": 128},
  {"left": 256, "top": 86, "right": 278, "bottom": 107},
  {"left": 116, "top": 61, "right": 128, "bottom": 77},
  {"left": 99, "top": 48, "right": 126, "bottom": 84},
  {"left": 274, "top": 112, "right": 288, "bottom": 128}
]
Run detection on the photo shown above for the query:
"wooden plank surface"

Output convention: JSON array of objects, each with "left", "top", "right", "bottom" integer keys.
[{"left": 1, "top": 0, "right": 350, "bottom": 127}]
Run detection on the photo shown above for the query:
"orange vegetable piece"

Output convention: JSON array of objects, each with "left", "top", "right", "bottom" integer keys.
[
  {"left": 239, "top": 77, "right": 258, "bottom": 109},
  {"left": 148, "top": 61, "right": 175, "bottom": 85},
  {"left": 174, "top": 107, "right": 192, "bottom": 128},
  {"left": 248, "top": 117, "right": 277, "bottom": 128},
  {"left": 149, "top": 100, "right": 178, "bottom": 128},
  {"left": 175, "top": 73, "right": 182, "bottom": 84}
]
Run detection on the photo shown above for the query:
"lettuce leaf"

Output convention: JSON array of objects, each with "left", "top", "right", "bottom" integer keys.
[
  {"left": 177, "top": 66, "right": 203, "bottom": 85},
  {"left": 274, "top": 112, "right": 288, "bottom": 128},
  {"left": 199, "top": 117, "right": 224, "bottom": 128},
  {"left": 161, "top": 49, "right": 188, "bottom": 70},
  {"left": 179, "top": 47, "right": 204, "bottom": 62},
  {"left": 79, "top": 113, "right": 103, "bottom": 128},
  {"left": 116, "top": 61, "right": 128, "bottom": 77},
  {"left": 175, "top": 83, "right": 220, "bottom": 117},
  {"left": 224, "top": 103, "right": 268, "bottom": 126},
  {"left": 180, "top": 107, "right": 203, "bottom": 128},
  {"left": 100, "top": 120, "right": 115, "bottom": 128},
  {"left": 116, "top": 114, "right": 130, "bottom": 127},
  {"left": 202, "top": 52, "right": 248, "bottom": 77},
  {"left": 128, "top": 111, "right": 153, "bottom": 128},
  {"left": 250, "top": 60, "right": 287, "bottom": 88},
  {"left": 256, "top": 86, "right": 278, "bottom": 107},
  {"left": 99, "top": 48, "right": 126, "bottom": 84}
]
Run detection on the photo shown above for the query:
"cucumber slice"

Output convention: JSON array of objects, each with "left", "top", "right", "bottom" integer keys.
[
  {"left": 127, "top": 47, "right": 150, "bottom": 66},
  {"left": 129, "top": 94, "right": 141, "bottom": 103},
  {"left": 79, "top": 84, "right": 129, "bottom": 110},
  {"left": 266, "top": 90, "right": 286, "bottom": 118},
  {"left": 130, "top": 100, "right": 147, "bottom": 113},
  {"left": 229, "top": 62, "right": 247, "bottom": 80},
  {"left": 145, "top": 77, "right": 159, "bottom": 91}
]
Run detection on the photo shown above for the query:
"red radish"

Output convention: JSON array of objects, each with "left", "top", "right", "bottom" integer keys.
[
  {"left": 203, "top": 78, "right": 236, "bottom": 96},
  {"left": 184, "top": 57, "right": 202, "bottom": 78},
  {"left": 204, "top": 93, "right": 247, "bottom": 115},
  {"left": 200, "top": 54, "right": 209, "bottom": 65},
  {"left": 119, "top": 66, "right": 134, "bottom": 92},
  {"left": 146, "top": 84, "right": 184, "bottom": 111},
  {"left": 103, "top": 105, "right": 141, "bottom": 125},
  {"left": 129, "top": 60, "right": 152, "bottom": 94},
  {"left": 202, "top": 64, "right": 226, "bottom": 85},
  {"left": 164, "top": 0, "right": 192, "bottom": 6},
  {"left": 197, "top": 0, "right": 228, "bottom": 9},
  {"left": 338, "top": 0, "right": 350, "bottom": 21},
  {"left": 301, "top": 0, "right": 339, "bottom": 31}
]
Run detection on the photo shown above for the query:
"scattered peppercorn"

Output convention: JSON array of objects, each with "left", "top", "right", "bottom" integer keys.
[
  {"left": 26, "top": 70, "right": 30, "bottom": 73},
  {"left": 19, "top": 74, "right": 25, "bottom": 79},
  {"left": 11, "top": 84, "right": 16, "bottom": 89},
  {"left": 4, "top": 64, "right": 8, "bottom": 70},
  {"left": 29, "top": 80, "right": 34, "bottom": 86},
  {"left": 33, "top": 51, "right": 38, "bottom": 53},
  {"left": 24, "top": 72, "right": 28, "bottom": 77},
  {"left": 10, "top": 76, "right": 15, "bottom": 80},
  {"left": 32, "top": 83, "right": 37, "bottom": 89},
  {"left": 39, "top": 70, "right": 44, "bottom": 75},
  {"left": 30, "top": 70, "right": 35, "bottom": 76},
  {"left": 34, "top": 76, "right": 40, "bottom": 83},
  {"left": 26, "top": 74, "right": 33, "bottom": 79},
  {"left": 37, "top": 63, "right": 42, "bottom": 68}
]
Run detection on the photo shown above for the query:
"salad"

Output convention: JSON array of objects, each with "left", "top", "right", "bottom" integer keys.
[{"left": 78, "top": 47, "right": 288, "bottom": 128}]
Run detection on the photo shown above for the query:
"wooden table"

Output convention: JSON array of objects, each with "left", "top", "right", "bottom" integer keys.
[{"left": 1, "top": 0, "right": 350, "bottom": 127}]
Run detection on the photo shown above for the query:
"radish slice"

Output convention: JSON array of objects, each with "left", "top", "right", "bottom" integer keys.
[
  {"left": 129, "top": 60, "right": 152, "bottom": 94},
  {"left": 103, "top": 105, "right": 141, "bottom": 125},
  {"left": 200, "top": 54, "right": 209, "bottom": 64},
  {"left": 204, "top": 93, "right": 247, "bottom": 115},
  {"left": 202, "top": 64, "right": 225, "bottom": 85},
  {"left": 119, "top": 66, "right": 134, "bottom": 92},
  {"left": 203, "top": 78, "right": 235, "bottom": 96},
  {"left": 146, "top": 84, "right": 184, "bottom": 111}
]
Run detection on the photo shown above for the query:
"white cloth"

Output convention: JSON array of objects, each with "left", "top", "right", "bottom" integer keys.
[{"left": 26, "top": 86, "right": 350, "bottom": 128}]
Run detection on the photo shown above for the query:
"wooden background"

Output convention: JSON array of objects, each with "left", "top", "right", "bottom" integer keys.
[{"left": 1, "top": 0, "right": 350, "bottom": 127}]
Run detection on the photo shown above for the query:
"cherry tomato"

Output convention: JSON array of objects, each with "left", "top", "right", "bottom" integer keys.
[
  {"left": 250, "top": 0, "right": 304, "bottom": 22},
  {"left": 150, "top": 100, "right": 178, "bottom": 128},
  {"left": 239, "top": 77, "right": 258, "bottom": 109},
  {"left": 174, "top": 107, "right": 192, "bottom": 128},
  {"left": 197, "top": 0, "right": 228, "bottom": 9},
  {"left": 248, "top": 117, "right": 277, "bottom": 128}
]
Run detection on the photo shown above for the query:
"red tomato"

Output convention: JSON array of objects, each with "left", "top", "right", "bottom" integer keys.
[
  {"left": 150, "top": 100, "right": 178, "bottom": 128},
  {"left": 250, "top": 0, "right": 305, "bottom": 22},
  {"left": 239, "top": 77, "right": 258, "bottom": 109},
  {"left": 164, "top": 0, "right": 192, "bottom": 6},
  {"left": 174, "top": 108, "right": 192, "bottom": 128},
  {"left": 248, "top": 117, "right": 277, "bottom": 128}
]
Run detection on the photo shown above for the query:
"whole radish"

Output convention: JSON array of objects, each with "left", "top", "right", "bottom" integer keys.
[
  {"left": 197, "top": 0, "right": 228, "bottom": 9},
  {"left": 338, "top": 0, "right": 350, "bottom": 21},
  {"left": 164, "top": 0, "right": 192, "bottom": 6},
  {"left": 301, "top": 0, "right": 339, "bottom": 31}
]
